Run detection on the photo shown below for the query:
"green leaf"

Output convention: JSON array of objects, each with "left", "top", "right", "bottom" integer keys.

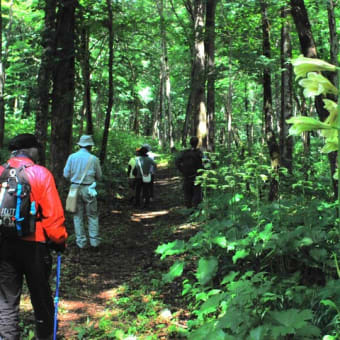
[
  {"left": 155, "top": 240, "right": 186, "bottom": 260},
  {"left": 292, "top": 55, "right": 336, "bottom": 79},
  {"left": 298, "top": 237, "right": 313, "bottom": 247},
  {"left": 232, "top": 249, "right": 249, "bottom": 264},
  {"left": 322, "top": 139, "right": 338, "bottom": 153},
  {"left": 196, "top": 257, "right": 218, "bottom": 285},
  {"left": 249, "top": 326, "right": 268, "bottom": 340},
  {"left": 162, "top": 261, "right": 185, "bottom": 283},
  {"left": 271, "top": 325, "right": 295, "bottom": 338},
  {"left": 270, "top": 309, "right": 313, "bottom": 329},
  {"left": 188, "top": 324, "right": 226, "bottom": 340},
  {"left": 221, "top": 271, "right": 239, "bottom": 285},
  {"left": 287, "top": 116, "right": 332, "bottom": 135},
  {"left": 199, "top": 292, "right": 225, "bottom": 315},
  {"left": 212, "top": 236, "right": 227, "bottom": 248},
  {"left": 299, "top": 72, "right": 338, "bottom": 97},
  {"left": 321, "top": 299, "right": 340, "bottom": 313}
]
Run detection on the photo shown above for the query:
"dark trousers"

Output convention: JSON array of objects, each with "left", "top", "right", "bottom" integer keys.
[
  {"left": 0, "top": 240, "right": 54, "bottom": 340},
  {"left": 183, "top": 176, "right": 202, "bottom": 208},
  {"left": 150, "top": 174, "right": 155, "bottom": 199},
  {"left": 135, "top": 178, "right": 151, "bottom": 207}
]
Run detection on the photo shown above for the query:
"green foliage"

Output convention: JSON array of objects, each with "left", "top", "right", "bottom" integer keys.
[{"left": 156, "top": 145, "right": 340, "bottom": 339}]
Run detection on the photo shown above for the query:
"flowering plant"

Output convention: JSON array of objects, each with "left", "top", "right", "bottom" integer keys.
[{"left": 287, "top": 56, "right": 338, "bottom": 154}]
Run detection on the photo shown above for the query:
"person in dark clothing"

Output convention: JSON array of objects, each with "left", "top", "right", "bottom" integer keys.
[
  {"left": 0, "top": 133, "right": 68, "bottom": 340},
  {"left": 175, "top": 136, "right": 203, "bottom": 208},
  {"left": 134, "top": 147, "right": 157, "bottom": 208},
  {"left": 142, "top": 144, "right": 156, "bottom": 201},
  {"left": 127, "top": 148, "right": 140, "bottom": 204}
]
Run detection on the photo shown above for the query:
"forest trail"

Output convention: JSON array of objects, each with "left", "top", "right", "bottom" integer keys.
[{"left": 53, "top": 166, "right": 195, "bottom": 339}]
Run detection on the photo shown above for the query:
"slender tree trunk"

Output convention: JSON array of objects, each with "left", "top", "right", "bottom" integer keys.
[
  {"left": 36, "top": 0, "right": 57, "bottom": 165},
  {"left": 100, "top": 0, "right": 114, "bottom": 164},
  {"left": 192, "top": 0, "right": 207, "bottom": 148},
  {"left": 261, "top": 0, "right": 280, "bottom": 201},
  {"left": 327, "top": 0, "right": 338, "bottom": 84},
  {"left": 290, "top": 0, "right": 338, "bottom": 197},
  {"left": 225, "top": 76, "right": 233, "bottom": 153},
  {"left": 50, "top": 0, "right": 77, "bottom": 186},
  {"left": 157, "top": 0, "right": 174, "bottom": 149},
  {"left": 182, "top": 63, "right": 195, "bottom": 147},
  {"left": 245, "top": 81, "right": 254, "bottom": 156},
  {"left": 184, "top": 0, "right": 207, "bottom": 148},
  {"left": 205, "top": 0, "right": 218, "bottom": 151},
  {"left": 160, "top": 58, "right": 166, "bottom": 146},
  {"left": 152, "top": 83, "right": 161, "bottom": 141},
  {"left": 280, "top": 6, "right": 293, "bottom": 173},
  {"left": 80, "top": 25, "right": 93, "bottom": 135},
  {"left": 0, "top": 0, "right": 5, "bottom": 148}
]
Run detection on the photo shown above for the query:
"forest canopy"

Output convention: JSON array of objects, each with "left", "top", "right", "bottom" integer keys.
[{"left": 2, "top": 1, "right": 340, "bottom": 338}]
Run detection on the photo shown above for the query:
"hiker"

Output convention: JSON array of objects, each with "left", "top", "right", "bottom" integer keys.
[
  {"left": 63, "top": 135, "right": 102, "bottom": 250},
  {"left": 127, "top": 148, "right": 140, "bottom": 204},
  {"left": 0, "top": 133, "right": 68, "bottom": 340},
  {"left": 134, "top": 146, "right": 157, "bottom": 208},
  {"left": 142, "top": 143, "right": 156, "bottom": 200},
  {"left": 175, "top": 136, "right": 204, "bottom": 208}
]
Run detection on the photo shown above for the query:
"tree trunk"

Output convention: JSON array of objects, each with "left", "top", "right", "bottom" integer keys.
[
  {"left": 0, "top": 0, "right": 5, "bottom": 149},
  {"left": 280, "top": 6, "right": 293, "bottom": 173},
  {"left": 80, "top": 25, "right": 93, "bottom": 135},
  {"left": 182, "top": 64, "right": 194, "bottom": 147},
  {"left": 192, "top": 0, "right": 207, "bottom": 148},
  {"left": 50, "top": 0, "right": 77, "bottom": 186},
  {"left": 152, "top": 83, "right": 161, "bottom": 141},
  {"left": 245, "top": 81, "right": 254, "bottom": 156},
  {"left": 99, "top": 0, "right": 114, "bottom": 164},
  {"left": 261, "top": 0, "right": 280, "bottom": 201},
  {"left": 205, "top": 0, "right": 218, "bottom": 152},
  {"left": 184, "top": 0, "right": 207, "bottom": 148},
  {"left": 290, "top": 0, "right": 338, "bottom": 197},
  {"left": 36, "top": 0, "right": 57, "bottom": 165},
  {"left": 225, "top": 75, "right": 233, "bottom": 153},
  {"left": 157, "top": 0, "right": 174, "bottom": 149},
  {"left": 327, "top": 0, "right": 338, "bottom": 84}
]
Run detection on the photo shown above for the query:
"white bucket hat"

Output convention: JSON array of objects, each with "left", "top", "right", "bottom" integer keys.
[{"left": 77, "top": 135, "right": 94, "bottom": 147}]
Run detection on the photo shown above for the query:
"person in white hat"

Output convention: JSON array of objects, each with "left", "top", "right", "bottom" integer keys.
[{"left": 63, "top": 135, "right": 102, "bottom": 251}]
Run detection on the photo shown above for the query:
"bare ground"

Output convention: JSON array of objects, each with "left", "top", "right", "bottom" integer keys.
[{"left": 22, "top": 167, "right": 197, "bottom": 339}]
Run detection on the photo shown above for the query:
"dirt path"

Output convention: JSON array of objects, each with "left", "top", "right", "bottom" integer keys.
[{"left": 54, "top": 167, "right": 194, "bottom": 339}]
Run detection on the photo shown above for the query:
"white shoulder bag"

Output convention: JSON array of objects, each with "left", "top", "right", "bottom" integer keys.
[{"left": 137, "top": 157, "right": 151, "bottom": 183}]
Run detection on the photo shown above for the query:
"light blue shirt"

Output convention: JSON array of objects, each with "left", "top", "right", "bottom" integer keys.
[{"left": 63, "top": 148, "right": 102, "bottom": 184}]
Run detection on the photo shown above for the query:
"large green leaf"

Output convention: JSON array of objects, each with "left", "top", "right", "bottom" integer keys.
[
  {"left": 232, "top": 249, "right": 249, "bottom": 264},
  {"left": 162, "top": 260, "right": 185, "bottom": 283},
  {"left": 196, "top": 256, "right": 218, "bottom": 285},
  {"left": 155, "top": 240, "right": 186, "bottom": 260},
  {"left": 188, "top": 322, "right": 227, "bottom": 340},
  {"left": 198, "top": 292, "right": 226, "bottom": 316}
]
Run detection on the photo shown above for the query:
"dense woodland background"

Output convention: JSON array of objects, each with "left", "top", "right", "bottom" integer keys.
[{"left": 2, "top": 0, "right": 340, "bottom": 339}]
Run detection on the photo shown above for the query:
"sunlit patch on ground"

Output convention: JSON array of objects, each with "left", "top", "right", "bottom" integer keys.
[
  {"left": 20, "top": 294, "right": 32, "bottom": 312},
  {"left": 111, "top": 210, "right": 122, "bottom": 214},
  {"left": 131, "top": 209, "right": 169, "bottom": 222},
  {"left": 96, "top": 287, "right": 120, "bottom": 300}
]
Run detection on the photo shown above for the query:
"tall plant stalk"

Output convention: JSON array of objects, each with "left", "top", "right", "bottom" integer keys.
[{"left": 337, "top": 68, "right": 340, "bottom": 224}]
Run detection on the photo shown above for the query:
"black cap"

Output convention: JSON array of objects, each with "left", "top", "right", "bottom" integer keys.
[
  {"left": 8, "top": 133, "right": 41, "bottom": 151},
  {"left": 139, "top": 147, "right": 148, "bottom": 156}
]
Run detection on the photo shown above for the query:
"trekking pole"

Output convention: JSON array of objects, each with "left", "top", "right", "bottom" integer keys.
[{"left": 53, "top": 254, "right": 61, "bottom": 340}]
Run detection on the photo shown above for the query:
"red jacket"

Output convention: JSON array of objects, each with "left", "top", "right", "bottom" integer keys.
[{"left": 0, "top": 156, "right": 68, "bottom": 244}]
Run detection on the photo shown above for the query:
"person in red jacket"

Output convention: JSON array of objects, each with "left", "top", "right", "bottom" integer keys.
[{"left": 0, "top": 133, "right": 68, "bottom": 340}]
